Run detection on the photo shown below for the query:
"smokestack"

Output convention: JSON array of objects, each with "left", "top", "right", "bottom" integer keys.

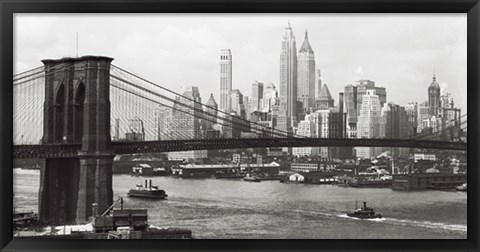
[
  {"left": 145, "top": 180, "right": 147, "bottom": 188},
  {"left": 363, "top": 202, "right": 367, "bottom": 209},
  {"left": 149, "top": 180, "right": 152, "bottom": 189}
]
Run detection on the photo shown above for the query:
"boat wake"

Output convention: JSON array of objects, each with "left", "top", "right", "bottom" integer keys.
[
  {"left": 336, "top": 214, "right": 466, "bottom": 232},
  {"left": 337, "top": 213, "right": 386, "bottom": 222}
]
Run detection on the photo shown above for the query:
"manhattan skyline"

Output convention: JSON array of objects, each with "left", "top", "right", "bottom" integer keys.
[{"left": 14, "top": 14, "right": 467, "bottom": 113}]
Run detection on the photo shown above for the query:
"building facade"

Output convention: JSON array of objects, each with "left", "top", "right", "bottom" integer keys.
[
  {"left": 356, "top": 90, "right": 382, "bottom": 159},
  {"left": 417, "top": 101, "right": 431, "bottom": 133},
  {"left": 277, "top": 21, "right": 298, "bottom": 134},
  {"left": 405, "top": 102, "right": 418, "bottom": 137},
  {"left": 251, "top": 81, "right": 264, "bottom": 112},
  {"left": 297, "top": 30, "right": 316, "bottom": 113},
  {"left": 292, "top": 114, "right": 318, "bottom": 156},
  {"left": 316, "top": 84, "right": 334, "bottom": 110},
  {"left": 220, "top": 49, "right": 232, "bottom": 112},
  {"left": 260, "top": 83, "right": 279, "bottom": 113},
  {"left": 155, "top": 105, "right": 173, "bottom": 140},
  {"left": 428, "top": 74, "right": 441, "bottom": 117},
  {"left": 356, "top": 80, "right": 386, "bottom": 117},
  {"left": 230, "top": 89, "right": 245, "bottom": 119},
  {"left": 344, "top": 85, "right": 358, "bottom": 139},
  {"left": 170, "top": 86, "right": 207, "bottom": 159}
]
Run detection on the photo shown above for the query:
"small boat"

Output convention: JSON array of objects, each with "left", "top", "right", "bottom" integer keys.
[
  {"left": 127, "top": 179, "right": 168, "bottom": 199},
  {"left": 244, "top": 175, "right": 261, "bottom": 182},
  {"left": 456, "top": 183, "right": 467, "bottom": 192},
  {"left": 347, "top": 201, "right": 382, "bottom": 219}
]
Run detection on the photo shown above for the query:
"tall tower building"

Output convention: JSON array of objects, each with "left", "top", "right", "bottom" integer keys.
[
  {"left": 220, "top": 49, "right": 232, "bottom": 112},
  {"left": 356, "top": 90, "right": 382, "bottom": 159},
  {"left": 297, "top": 30, "right": 316, "bottom": 113},
  {"left": 428, "top": 74, "right": 441, "bottom": 117},
  {"left": 405, "top": 102, "right": 418, "bottom": 136},
  {"left": 277, "top": 21, "right": 298, "bottom": 133},
  {"left": 344, "top": 84, "right": 358, "bottom": 138},
  {"left": 251, "top": 81, "right": 264, "bottom": 112}
]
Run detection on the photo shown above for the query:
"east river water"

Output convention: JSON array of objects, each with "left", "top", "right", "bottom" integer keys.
[{"left": 13, "top": 168, "right": 467, "bottom": 239}]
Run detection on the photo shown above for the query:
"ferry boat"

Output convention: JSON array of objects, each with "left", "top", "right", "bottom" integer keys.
[
  {"left": 347, "top": 201, "right": 382, "bottom": 219},
  {"left": 127, "top": 179, "right": 168, "bottom": 199}
]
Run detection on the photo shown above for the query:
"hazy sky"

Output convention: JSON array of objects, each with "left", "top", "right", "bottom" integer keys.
[{"left": 14, "top": 13, "right": 467, "bottom": 113}]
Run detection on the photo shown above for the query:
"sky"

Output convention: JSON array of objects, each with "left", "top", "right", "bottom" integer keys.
[{"left": 14, "top": 13, "right": 467, "bottom": 113}]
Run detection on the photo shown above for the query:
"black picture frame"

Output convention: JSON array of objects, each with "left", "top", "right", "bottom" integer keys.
[{"left": 1, "top": 0, "right": 479, "bottom": 251}]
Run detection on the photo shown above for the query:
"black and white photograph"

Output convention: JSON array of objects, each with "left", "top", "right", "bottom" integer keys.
[{"left": 12, "top": 13, "right": 467, "bottom": 239}]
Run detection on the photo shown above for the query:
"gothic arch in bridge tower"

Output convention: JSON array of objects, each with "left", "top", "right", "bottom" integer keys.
[
  {"left": 54, "top": 83, "right": 65, "bottom": 143},
  {"left": 73, "top": 81, "right": 85, "bottom": 143}
]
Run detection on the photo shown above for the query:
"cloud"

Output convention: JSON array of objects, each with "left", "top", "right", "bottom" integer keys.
[
  {"left": 354, "top": 66, "right": 364, "bottom": 80},
  {"left": 440, "top": 82, "right": 448, "bottom": 95}
]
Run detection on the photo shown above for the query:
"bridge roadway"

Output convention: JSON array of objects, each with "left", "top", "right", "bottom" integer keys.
[{"left": 13, "top": 138, "right": 467, "bottom": 159}]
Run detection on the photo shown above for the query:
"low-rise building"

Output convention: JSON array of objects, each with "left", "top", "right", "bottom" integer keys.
[
  {"left": 290, "top": 163, "right": 319, "bottom": 173},
  {"left": 414, "top": 153, "right": 436, "bottom": 162},
  {"left": 392, "top": 173, "right": 466, "bottom": 190}
]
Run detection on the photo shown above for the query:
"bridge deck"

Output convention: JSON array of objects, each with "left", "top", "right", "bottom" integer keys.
[{"left": 13, "top": 138, "right": 467, "bottom": 159}]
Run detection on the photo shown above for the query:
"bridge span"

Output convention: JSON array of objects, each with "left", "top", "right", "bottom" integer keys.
[{"left": 13, "top": 138, "right": 467, "bottom": 159}]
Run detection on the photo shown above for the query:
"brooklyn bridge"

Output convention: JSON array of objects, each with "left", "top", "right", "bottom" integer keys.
[{"left": 12, "top": 56, "right": 467, "bottom": 225}]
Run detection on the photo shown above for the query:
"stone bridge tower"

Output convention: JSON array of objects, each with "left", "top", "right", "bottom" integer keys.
[{"left": 39, "top": 56, "right": 114, "bottom": 224}]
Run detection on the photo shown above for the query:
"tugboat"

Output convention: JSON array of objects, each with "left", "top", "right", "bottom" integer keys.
[
  {"left": 347, "top": 201, "right": 382, "bottom": 219},
  {"left": 127, "top": 179, "right": 168, "bottom": 199}
]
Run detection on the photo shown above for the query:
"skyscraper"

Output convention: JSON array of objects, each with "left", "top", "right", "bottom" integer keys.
[
  {"left": 315, "top": 109, "right": 331, "bottom": 158},
  {"left": 230, "top": 89, "right": 245, "bottom": 119},
  {"left": 405, "top": 102, "right": 418, "bottom": 136},
  {"left": 356, "top": 90, "right": 382, "bottom": 159},
  {"left": 172, "top": 86, "right": 203, "bottom": 140},
  {"left": 382, "top": 103, "right": 410, "bottom": 158},
  {"left": 169, "top": 86, "right": 207, "bottom": 160},
  {"left": 260, "top": 83, "right": 278, "bottom": 112},
  {"left": 417, "top": 101, "right": 431, "bottom": 133},
  {"left": 251, "top": 81, "right": 264, "bottom": 112},
  {"left": 277, "top": 21, "right": 298, "bottom": 134},
  {"left": 297, "top": 30, "right": 315, "bottom": 113},
  {"left": 344, "top": 84, "right": 358, "bottom": 138},
  {"left": 356, "top": 80, "right": 386, "bottom": 116},
  {"left": 220, "top": 49, "right": 232, "bottom": 112},
  {"left": 428, "top": 74, "right": 441, "bottom": 117}
]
